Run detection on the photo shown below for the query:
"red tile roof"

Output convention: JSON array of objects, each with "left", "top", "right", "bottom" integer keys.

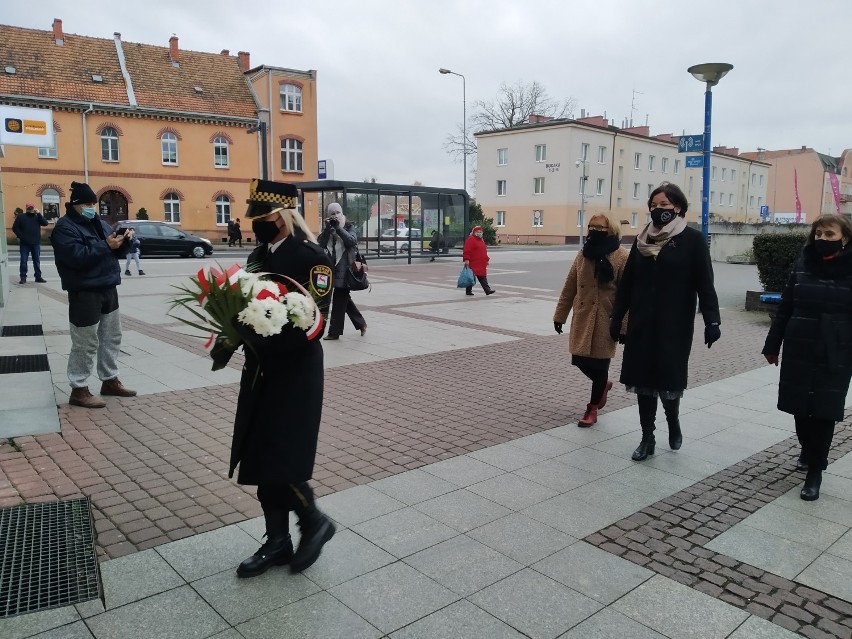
[{"left": 0, "top": 24, "right": 258, "bottom": 119}]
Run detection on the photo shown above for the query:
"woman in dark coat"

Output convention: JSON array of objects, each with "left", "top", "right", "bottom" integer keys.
[
  {"left": 462, "top": 225, "right": 495, "bottom": 295},
  {"left": 762, "top": 214, "right": 852, "bottom": 501},
  {"left": 611, "top": 183, "right": 721, "bottom": 461},
  {"left": 228, "top": 181, "right": 336, "bottom": 579}
]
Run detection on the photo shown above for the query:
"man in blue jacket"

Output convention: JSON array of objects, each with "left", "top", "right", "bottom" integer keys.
[
  {"left": 51, "top": 181, "right": 137, "bottom": 408},
  {"left": 12, "top": 203, "right": 48, "bottom": 284}
]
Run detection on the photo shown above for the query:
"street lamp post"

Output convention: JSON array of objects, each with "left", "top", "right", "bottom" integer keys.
[
  {"left": 247, "top": 108, "right": 270, "bottom": 180},
  {"left": 439, "top": 68, "right": 466, "bottom": 193},
  {"left": 687, "top": 63, "right": 733, "bottom": 240},
  {"left": 577, "top": 159, "right": 589, "bottom": 248}
]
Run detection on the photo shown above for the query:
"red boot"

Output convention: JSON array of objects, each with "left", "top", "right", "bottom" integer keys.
[
  {"left": 578, "top": 403, "right": 598, "bottom": 427},
  {"left": 597, "top": 381, "right": 613, "bottom": 410}
]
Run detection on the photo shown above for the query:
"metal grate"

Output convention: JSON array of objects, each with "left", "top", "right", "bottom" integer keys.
[
  {"left": 0, "top": 498, "right": 100, "bottom": 618},
  {"left": 0, "top": 355, "right": 50, "bottom": 374},
  {"left": 0, "top": 325, "right": 44, "bottom": 337}
]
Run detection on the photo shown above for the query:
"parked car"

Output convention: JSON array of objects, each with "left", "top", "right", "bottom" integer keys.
[
  {"left": 379, "top": 227, "right": 423, "bottom": 254},
  {"left": 112, "top": 220, "right": 213, "bottom": 258}
]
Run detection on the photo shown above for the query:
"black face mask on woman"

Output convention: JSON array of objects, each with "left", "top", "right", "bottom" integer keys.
[
  {"left": 814, "top": 239, "right": 844, "bottom": 258},
  {"left": 252, "top": 220, "right": 280, "bottom": 244},
  {"left": 586, "top": 229, "right": 609, "bottom": 244},
  {"left": 650, "top": 207, "right": 678, "bottom": 227}
]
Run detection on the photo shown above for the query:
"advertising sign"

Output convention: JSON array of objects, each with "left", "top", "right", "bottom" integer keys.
[{"left": 0, "top": 105, "right": 54, "bottom": 148}]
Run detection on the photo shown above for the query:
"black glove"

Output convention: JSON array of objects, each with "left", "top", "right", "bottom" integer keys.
[
  {"left": 609, "top": 318, "right": 621, "bottom": 343},
  {"left": 554, "top": 322, "right": 563, "bottom": 334},
  {"left": 705, "top": 322, "right": 721, "bottom": 348}
]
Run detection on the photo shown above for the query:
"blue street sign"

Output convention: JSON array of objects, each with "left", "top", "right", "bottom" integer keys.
[
  {"left": 678, "top": 135, "right": 704, "bottom": 153},
  {"left": 760, "top": 205, "right": 770, "bottom": 220},
  {"left": 318, "top": 160, "right": 327, "bottom": 180},
  {"left": 685, "top": 155, "right": 704, "bottom": 168}
]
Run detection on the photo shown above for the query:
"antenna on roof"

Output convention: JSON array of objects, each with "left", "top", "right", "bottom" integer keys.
[{"left": 630, "top": 87, "right": 643, "bottom": 128}]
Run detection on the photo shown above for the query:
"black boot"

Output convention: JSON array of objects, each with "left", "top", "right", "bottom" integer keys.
[
  {"left": 291, "top": 506, "right": 335, "bottom": 573},
  {"left": 800, "top": 469, "right": 822, "bottom": 501},
  {"left": 662, "top": 398, "right": 682, "bottom": 450},
  {"left": 632, "top": 395, "right": 657, "bottom": 461},
  {"left": 237, "top": 508, "right": 293, "bottom": 578},
  {"left": 795, "top": 453, "right": 809, "bottom": 473}
]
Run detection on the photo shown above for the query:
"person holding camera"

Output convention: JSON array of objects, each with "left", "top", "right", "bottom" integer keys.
[
  {"left": 317, "top": 202, "right": 367, "bottom": 340},
  {"left": 51, "top": 181, "right": 137, "bottom": 408},
  {"left": 124, "top": 233, "right": 144, "bottom": 276}
]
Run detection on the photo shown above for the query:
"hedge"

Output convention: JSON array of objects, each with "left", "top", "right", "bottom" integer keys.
[{"left": 752, "top": 232, "right": 808, "bottom": 292}]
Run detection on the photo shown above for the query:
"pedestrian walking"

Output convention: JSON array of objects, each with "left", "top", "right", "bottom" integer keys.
[
  {"left": 462, "top": 225, "right": 495, "bottom": 295},
  {"left": 553, "top": 214, "right": 629, "bottom": 426},
  {"left": 227, "top": 219, "right": 236, "bottom": 246},
  {"left": 232, "top": 179, "right": 336, "bottom": 577},
  {"left": 50, "top": 182, "right": 137, "bottom": 408},
  {"left": 762, "top": 214, "right": 852, "bottom": 501},
  {"left": 610, "top": 182, "right": 720, "bottom": 461},
  {"left": 124, "top": 233, "right": 144, "bottom": 276},
  {"left": 317, "top": 203, "right": 367, "bottom": 340},
  {"left": 12, "top": 203, "right": 48, "bottom": 284},
  {"left": 233, "top": 218, "right": 243, "bottom": 247}
]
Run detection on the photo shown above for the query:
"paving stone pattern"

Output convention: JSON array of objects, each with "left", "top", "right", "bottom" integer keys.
[{"left": 584, "top": 424, "right": 852, "bottom": 638}]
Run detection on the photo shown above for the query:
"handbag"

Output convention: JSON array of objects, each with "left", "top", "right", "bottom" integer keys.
[
  {"left": 457, "top": 265, "right": 475, "bottom": 288},
  {"left": 347, "top": 250, "right": 370, "bottom": 291}
]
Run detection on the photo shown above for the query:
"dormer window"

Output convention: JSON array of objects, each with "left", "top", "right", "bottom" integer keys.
[{"left": 92, "top": 74, "right": 103, "bottom": 83}]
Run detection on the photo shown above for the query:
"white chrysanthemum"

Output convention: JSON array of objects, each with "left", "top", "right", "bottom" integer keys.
[
  {"left": 284, "top": 293, "right": 315, "bottom": 330},
  {"left": 238, "top": 298, "right": 289, "bottom": 336},
  {"left": 239, "top": 275, "right": 280, "bottom": 300}
]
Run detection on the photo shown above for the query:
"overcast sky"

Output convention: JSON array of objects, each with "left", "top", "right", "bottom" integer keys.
[{"left": 4, "top": 0, "right": 850, "bottom": 194}]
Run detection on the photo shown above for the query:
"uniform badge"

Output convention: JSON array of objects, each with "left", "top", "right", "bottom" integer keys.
[{"left": 310, "top": 265, "right": 333, "bottom": 297}]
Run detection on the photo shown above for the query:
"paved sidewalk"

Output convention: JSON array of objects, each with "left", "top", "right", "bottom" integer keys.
[{"left": 1, "top": 254, "right": 851, "bottom": 637}]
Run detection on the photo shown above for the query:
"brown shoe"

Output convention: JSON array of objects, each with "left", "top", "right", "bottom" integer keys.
[
  {"left": 69, "top": 387, "right": 106, "bottom": 408},
  {"left": 100, "top": 378, "right": 137, "bottom": 397}
]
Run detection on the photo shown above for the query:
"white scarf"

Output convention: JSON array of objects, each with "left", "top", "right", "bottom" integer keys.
[{"left": 636, "top": 216, "right": 687, "bottom": 258}]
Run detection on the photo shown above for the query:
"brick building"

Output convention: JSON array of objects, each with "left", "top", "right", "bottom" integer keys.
[{"left": 0, "top": 19, "right": 318, "bottom": 242}]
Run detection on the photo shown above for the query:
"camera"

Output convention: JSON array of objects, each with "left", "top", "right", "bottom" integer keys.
[{"left": 326, "top": 217, "right": 339, "bottom": 227}]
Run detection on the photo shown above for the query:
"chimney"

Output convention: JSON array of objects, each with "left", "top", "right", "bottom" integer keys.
[
  {"left": 220, "top": 49, "right": 230, "bottom": 56},
  {"left": 169, "top": 36, "right": 180, "bottom": 64},
  {"left": 238, "top": 51, "right": 250, "bottom": 71},
  {"left": 52, "top": 18, "right": 64, "bottom": 45}
]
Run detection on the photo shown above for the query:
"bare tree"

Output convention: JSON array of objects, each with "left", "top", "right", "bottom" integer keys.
[{"left": 444, "top": 80, "right": 576, "bottom": 170}]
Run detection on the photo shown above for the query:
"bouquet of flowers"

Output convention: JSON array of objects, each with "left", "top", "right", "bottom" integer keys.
[{"left": 169, "top": 264, "right": 323, "bottom": 371}]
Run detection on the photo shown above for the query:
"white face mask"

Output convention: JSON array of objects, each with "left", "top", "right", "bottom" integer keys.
[{"left": 474, "top": 232, "right": 483, "bottom": 238}]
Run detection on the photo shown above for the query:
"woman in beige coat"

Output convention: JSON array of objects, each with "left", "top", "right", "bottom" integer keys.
[{"left": 553, "top": 214, "right": 629, "bottom": 426}]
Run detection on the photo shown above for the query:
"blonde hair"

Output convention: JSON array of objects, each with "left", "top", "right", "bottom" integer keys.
[
  {"left": 267, "top": 207, "right": 317, "bottom": 243},
  {"left": 588, "top": 213, "right": 621, "bottom": 240}
]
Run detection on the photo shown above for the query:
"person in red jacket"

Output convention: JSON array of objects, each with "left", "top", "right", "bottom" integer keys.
[{"left": 462, "top": 225, "right": 495, "bottom": 296}]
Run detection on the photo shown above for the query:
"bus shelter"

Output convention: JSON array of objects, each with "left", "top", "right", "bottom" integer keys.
[{"left": 295, "top": 180, "right": 468, "bottom": 263}]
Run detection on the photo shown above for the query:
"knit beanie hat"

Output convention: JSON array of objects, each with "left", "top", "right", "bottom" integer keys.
[
  {"left": 326, "top": 203, "right": 343, "bottom": 216},
  {"left": 69, "top": 181, "right": 98, "bottom": 205}
]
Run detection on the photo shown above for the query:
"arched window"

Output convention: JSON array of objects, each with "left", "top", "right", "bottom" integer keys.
[
  {"left": 216, "top": 195, "right": 231, "bottom": 225},
  {"left": 161, "top": 132, "right": 178, "bottom": 165},
  {"left": 280, "top": 84, "right": 302, "bottom": 112},
  {"left": 213, "top": 136, "right": 229, "bottom": 168},
  {"left": 163, "top": 192, "right": 181, "bottom": 223},
  {"left": 101, "top": 127, "right": 119, "bottom": 162},
  {"left": 281, "top": 138, "right": 303, "bottom": 172}
]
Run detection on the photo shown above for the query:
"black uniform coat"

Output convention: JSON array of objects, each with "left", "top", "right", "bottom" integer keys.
[
  {"left": 229, "top": 234, "right": 334, "bottom": 486},
  {"left": 763, "top": 246, "right": 852, "bottom": 421},
  {"left": 612, "top": 225, "right": 720, "bottom": 392}
]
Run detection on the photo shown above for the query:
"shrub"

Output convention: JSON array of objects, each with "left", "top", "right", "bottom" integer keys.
[
  {"left": 136, "top": 207, "right": 149, "bottom": 220},
  {"left": 469, "top": 201, "right": 497, "bottom": 245},
  {"left": 752, "top": 232, "right": 807, "bottom": 292}
]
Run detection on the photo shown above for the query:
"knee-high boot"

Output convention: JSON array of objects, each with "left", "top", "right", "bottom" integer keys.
[
  {"left": 237, "top": 505, "right": 293, "bottom": 578},
  {"left": 632, "top": 395, "right": 657, "bottom": 461},
  {"left": 290, "top": 484, "right": 336, "bottom": 573},
  {"left": 662, "top": 397, "right": 682, "bottom": 450}
]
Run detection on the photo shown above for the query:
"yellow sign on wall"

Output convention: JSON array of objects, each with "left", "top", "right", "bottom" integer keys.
[{"left": 0, "top": 106, "right": 54, "bottom": 148}]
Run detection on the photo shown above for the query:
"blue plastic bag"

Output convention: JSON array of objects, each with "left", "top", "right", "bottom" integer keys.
[{"left": 457, "top": 266, "right": 475, "bottom": 288}]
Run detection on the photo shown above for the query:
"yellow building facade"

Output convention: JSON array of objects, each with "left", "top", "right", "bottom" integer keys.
[{"left": 1, "top": 19, "right": 319, "bottom": 242}]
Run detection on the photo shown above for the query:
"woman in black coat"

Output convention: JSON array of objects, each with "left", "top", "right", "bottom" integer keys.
[
  {"left": 611, "top": 183, "right": 721, "bottom": 461},
  {"left": 762, "top": 214, "right": 852, "bottom": 501},
  {"left": 228, "top": 186, "right": 336, "bottom": 579}
]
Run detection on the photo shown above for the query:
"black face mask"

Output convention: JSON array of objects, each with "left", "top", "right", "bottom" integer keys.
[
  {"left": 814, "top": 239, "right": 844, "bottom": 258},
  {"left": 586, "top": 229, "right": 609, "bottom": 244},
  {"left": 650, "top": 207, "right": 678, "bottom": 227},
  {"left": 252, "top": 220, "right": 280, "bottom": 244}
]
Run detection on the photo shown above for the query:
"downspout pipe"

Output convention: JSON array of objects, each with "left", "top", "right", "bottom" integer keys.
[{"left": 82, "top": 103, "right": 94, "bottom": 181}]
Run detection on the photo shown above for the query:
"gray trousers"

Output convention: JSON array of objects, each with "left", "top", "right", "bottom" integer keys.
[
  {"left": 124, "top": 252, "right": 141, "bottom": 272},
  {"left": 67, "top": 288, "right": 123, "bottom": 389}
]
